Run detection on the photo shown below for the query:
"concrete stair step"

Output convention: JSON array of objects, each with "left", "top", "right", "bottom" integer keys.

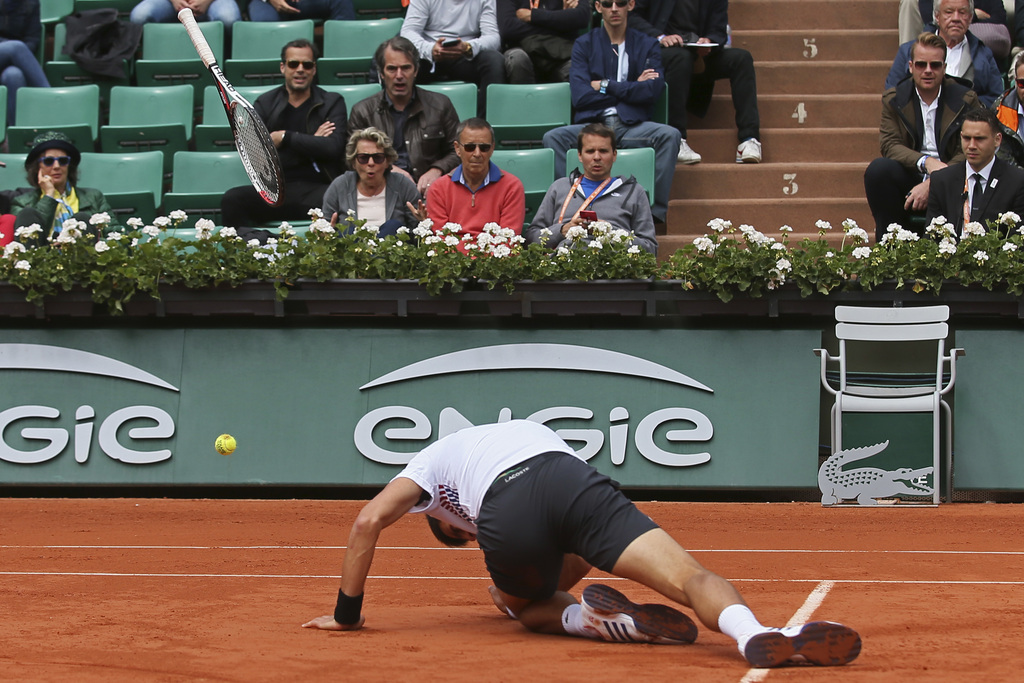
[
  {"left": 730, "top": 0, "right": 898, "bottom": 32},
  {"left": 732, "top": 29, "right": 900, "bottom": 62},
  {"left": 681, "top": 127, "right": 878, "bottom": 164},
  {"left": 670, "top": 162, "right": 868, "bottom": 199},
  {"left": 691, "top": 93, "right": 881, "bottom": 130},
  {"left": 753, "top": 61, "right": 892, "bottom": 95}
]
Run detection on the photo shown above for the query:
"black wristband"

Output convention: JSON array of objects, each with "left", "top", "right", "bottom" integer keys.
[{"left": 334, "top": 589, "right": 363, "bottom": 625}]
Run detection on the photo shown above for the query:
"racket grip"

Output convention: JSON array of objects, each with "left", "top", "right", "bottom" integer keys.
[{"left": 178, "top": 8, "right": 217, "bottom": 68}]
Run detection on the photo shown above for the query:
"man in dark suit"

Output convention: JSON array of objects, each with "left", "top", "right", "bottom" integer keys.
[{"left": 926, "top": 108, "right": 1024, "bottom": 234}]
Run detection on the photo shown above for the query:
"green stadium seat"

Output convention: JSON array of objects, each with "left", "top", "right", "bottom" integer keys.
[
  {"left": 566, "top": 147, "right": 655, "bottom": 207},
  {"left": 72, "top": 0, "right": 135, "bottom": 15},
  {"left": 7, "top": 84, "right": 100, "bottom": 152},
  {"left": 45, "top": 22, "right": 130, "bottom": 102},
  {"left": 320, "top": 83, "right": 382, "bottom": 111},
  {"left": 486, "top": 83, "right": 571, "bottom": 149},
  {"left": 0, "top": 153, "right": 28, "bottom": 193},
  {"left": 0, "top": 85, "right": 6, "bottom": 139},
  {"left": 224, "top": 20, "right": 315, "bottom": 86},
  {"left": 79, "top": 151, "right": 164, "bottom": 224},
  {"left": 418, "top": 82, "right": 476, "bottom": 123},
  {"left": 135, "top": 21, "right": 223, "bottom": 108},
  {"left": 319, "top": 19, "right": 403, "bottom": 84},
  {"left": 491, "top": 148, "right": 554, "bottom": 226},
  {"left": 163, "top": 151, "right": 251, "bottom": 227},
  {"left": 193, "top": 85, "right": 276, "bottom": 151},
  {"left": 39, "top": 0, "right": 75, "bottom": 62},
  {"left": 100, "top": 85, "right": 194, "bottom": 173}
]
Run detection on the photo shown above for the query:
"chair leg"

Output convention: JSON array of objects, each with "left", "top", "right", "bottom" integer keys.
[{"left": 941, "top": 401, "right": 953, "bottom": 502}]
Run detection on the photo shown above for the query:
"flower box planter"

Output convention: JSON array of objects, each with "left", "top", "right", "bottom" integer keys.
[
  {"left": 158, "top": 281, "right": 283, "bottom": 317},
  {"left": 286, "top": 279, "right": 463, "bottom": 317},
  {"left": 485, "top": 280, "right": 656, "bottom": 317}
]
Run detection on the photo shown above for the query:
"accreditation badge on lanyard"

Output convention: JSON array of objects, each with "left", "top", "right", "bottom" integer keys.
[{"left": 557, "top": 176, "right": 613, "bottom": 224}]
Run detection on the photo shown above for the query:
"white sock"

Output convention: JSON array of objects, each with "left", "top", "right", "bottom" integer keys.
[
  {"left": 561, "top": 603, "right": 596, "bottom": 639},
  {"left": 717, "top": 604, "right": 768, "bottom": 652}
]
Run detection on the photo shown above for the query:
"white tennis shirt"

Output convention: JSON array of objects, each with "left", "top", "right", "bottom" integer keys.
[{"left": 394, "top": 420, "right": 579, "bottom": 534}]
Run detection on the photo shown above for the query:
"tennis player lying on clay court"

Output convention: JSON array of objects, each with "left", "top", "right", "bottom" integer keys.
[{"left": 303, "top": 420, "right": 861, "bottom": 667}]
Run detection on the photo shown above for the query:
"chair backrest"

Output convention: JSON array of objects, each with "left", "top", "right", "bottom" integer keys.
[
  {"left": 485, "top": 83, "right": 571, "bottom": 126},
  {"left": 320, "top": 83, "right": 382, "bottom": 109},
  {"left": 418, "top": 83, "right": 475, "bottom": 123},
  {"left": 202, "top": 85, "right": 275, "bottom": 124},
  {"left": 170, "top": 151, "right": 249, "bottom": 194},
  {"left": 0, "top": 84, "right": 6, "bottom": 136},
  {"left": 0, "top": 153, "right": 27, "bottom": 192},
  {"left": 142, "top": 21, "right": 225, "bottom": 62},
  {"left": 79, "top": 150, "right": 164, "bottom": 208},
  {"left": 322, "top": 19, "right": 404, "bottom": 59},
  {"left": 491, "top": 148, "right": 554, "bottom": 195},
  {"left": 107, "top": 85, "right": 195, "bottom": 135},
  {"left": 565, "top": 147, "right": 655, "bottom": 206},
  {"left": 14, "top": 84, "right": 101, "bottom": 138},
  {"left": 231, "top": 20, "right": 315, "bottom": 60}
]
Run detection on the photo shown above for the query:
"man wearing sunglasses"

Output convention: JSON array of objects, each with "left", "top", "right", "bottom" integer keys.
[
  {"left": 628, "top": 0, "right": 762, "bottom": 165},
  {"left": 864, "top": 32, "right": 981, "bottom": 240},
  {"left": 424, "top": 118, "right": 525, "bottom": 247},
  {"left": 542, "top": 0, "right": 680, "bottom": 224},
  {"left": 992, "top": 50, "right": 1024, "bottom": 168},
  {"left": 220, "top": 39, "right": 348, "bottom": 235},
  {"left": 885, "top": 0, "right": 1001, "bottom": 108}
]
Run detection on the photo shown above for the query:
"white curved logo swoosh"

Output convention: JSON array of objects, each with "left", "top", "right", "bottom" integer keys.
[
  {"left": 0, "top": 344, "right": 179, "bottom": 392},
  {"left": 360, "top": 343, "right": 712, "bottom": 393}
]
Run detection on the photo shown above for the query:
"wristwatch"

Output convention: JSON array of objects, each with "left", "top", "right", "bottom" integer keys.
[{"left": 599, "top": 79, "right": 609, "bottom": 94}]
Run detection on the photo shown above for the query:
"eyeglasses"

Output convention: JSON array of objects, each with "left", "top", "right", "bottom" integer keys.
[
  {"left": 599, "top": 0, "right": 630, "bottom": 6},
  {"left": 285, "top": 60, "right": 315, "bottom": 70},
  {"left": 40, "top": 155, "right": 71, "bottom": 167},
  {"left": 458, "top": 142, "right": 493, "bottom": 153},
  {"left": 354, "top": 153, "right": 387, "bottom": 165},
  {"left": 912, "top": 60, "right": 945, "bottom": 71},
  {"left": 1015, "top": 78, "right": 1024, "bottom": 88}
]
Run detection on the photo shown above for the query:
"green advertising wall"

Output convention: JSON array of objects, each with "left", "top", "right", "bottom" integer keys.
[{"left": 0, "top": 327, "right": 820, "bottom": 488}]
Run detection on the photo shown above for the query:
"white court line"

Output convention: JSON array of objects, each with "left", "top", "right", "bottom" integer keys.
[
  {"left": 0, "top": 572, "right": 1021, "bottom": 584},
  {"left": 1, "top": 545, "right": 1022, "bottom": 555},
  {"left": 739, "top": 580, "right": 835, "bottom": 683}
]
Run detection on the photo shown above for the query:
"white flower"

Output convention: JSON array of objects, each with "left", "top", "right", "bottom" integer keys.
[
  {"left": 556, "top": 246, "right": 570, "bottom": 257},
  {"left": 846, "top": 227, "right": 870, "bottom": 243},
  {"left": 443, "top": 235, "right": 460, "bottom": 247},
  {"left": 775, "top": 257, "right": 792, "bottom": 273},
  {"left": 142, "top": 225, "right": 160, "bottom": 238},
  {"left": 693, "top": 235, "right": 716, "bottom": 253},
  {"left": 938, "top": 238, "right": 957, "bottom": 255},
  {"left": 219, "top": 226, "right": 238, "bottom": 239},
  {"left": 126, "top": 217, "right": 145, "bottom": 229},
  {"left": 738, "top": 223, "right": 755, "bottom": 235},
  {"left": 441, "top": 222, "right": 462, "bottom": 233},
  {"left": 565, "top": 225, "right": 587, "bottom": 241},
  {"left": 973, "top": 250, "right": 990, "bottom": 262},
  {"left": 309, "top": 218, "right": 335, "bottom": 235},
  {"left": 356, "top": 223, "right": 381, "bottom": 237},
  {"left": 195, "top": 218, "right": 215, "bottom": 240},
  {"left": 587, "top": 240, "right": 604, "bottom": 250},
  {"left": 169, "top": 209, "right": 187, "bottom": 222},
  {"left": 14, "top": 224, "right": 42, "bottom": 238},
  {"left": 278, "top": 221, "right": 296, "bottom": 237},
  {"left": 153, "top": 216, "right": 172, "bottom": 228},
  {"left": 4, "top": 242, "right": 26, "bottom": 257},
  {"left": 94, "top": 240, "right": 110, "bottom": 253},
  {"left": 539, "top": 227, "right": 553, "bottom": 239},
  {"left": 130, "top": 238, "right": 138, "bottom": 247},
  {"left": 815, "top": 219, "right": 833, "bottom": 231},
  {"left": 308, "top": 207, "right": 324, "bottom": 219},
  {"left": 963, "top": 222, "right": 986, "bottom": 237},
  {"left": 1002, "top": 242, "right": 1017, "bottom": 252},
  {"left": 89, "top": 212, "right": 111, "bottom": 226},
  {"left": 841, "top": 218, "right": 860, "bottom": 232},
  {"left": 779, "top": 225, "right": 793, "bottom": 233},
  {"left": 106, "top": 231, "right": 123, "bottom": 241},
  {"left": 825, "top": 251, "right": 835, "bottom": 258},
  {"left": 426, "top": 249, "right": 436, "bottom": 257},
  {"left": 852, "top": 246, "right": 872, "bottom": 259},
  {"left": 14, "top": 259, "right": 30, "bottom": 271},
  {"left": 396, "top": 226, "right": 410, "bottom": 235},
  {"left": 707, "top": 217, "right": 731, "bottom": 233},
  {"left": 771, "top": 242, "right": 785, "bottom": 251},
  {"left": 247, "top": 239, "right": 261, "bottom": 248},
  {"left": 998, "top": 211, "right": 1021, "bottom": 226},
  {"left": 491, "top": 244, "right": 512, "bottom": 258}
]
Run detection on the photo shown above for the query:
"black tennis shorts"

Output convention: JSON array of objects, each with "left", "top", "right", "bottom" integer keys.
[{"left": 475, "top": 451, "right": 658, "bottom": 601}]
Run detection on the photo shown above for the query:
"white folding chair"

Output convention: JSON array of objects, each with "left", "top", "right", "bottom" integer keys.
[{"left": 814, "top": 305, "right": 965, "bottom": 504}]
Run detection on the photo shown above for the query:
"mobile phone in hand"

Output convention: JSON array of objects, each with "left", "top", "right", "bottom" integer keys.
[
  {"left": 441, "top": 38, "right": 460, "bottom": 47},
  {"left": 579, "top": 210, "right": 597, "bottom": 221}
]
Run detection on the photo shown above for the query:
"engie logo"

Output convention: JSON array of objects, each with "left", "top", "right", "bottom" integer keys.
[
  {"left": 354, "top": 343, "right": 714, "bottom": 468},
  {"left": 0, "top": 344, "right": 178, "bottom": 465}
]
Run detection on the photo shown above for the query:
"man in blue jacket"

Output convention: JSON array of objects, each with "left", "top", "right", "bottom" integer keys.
[
  {"left": 542, "top": 0, "right": 680, "bottom": 223},
  {"left": 885, "top": 0, "right": 1002, "bottom": 107}
]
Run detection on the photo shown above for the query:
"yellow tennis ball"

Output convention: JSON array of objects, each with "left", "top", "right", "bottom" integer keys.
[{"left": 215, "top": 434, "right": 236, "bottom": 455}]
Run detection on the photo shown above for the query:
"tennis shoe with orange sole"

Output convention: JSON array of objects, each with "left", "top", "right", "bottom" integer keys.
[
  {"left": 580, "top": 584, "right": 698, "bottom": 644},
  {"left": 743, "top": 621, "right": 862, "bottom": 667}
]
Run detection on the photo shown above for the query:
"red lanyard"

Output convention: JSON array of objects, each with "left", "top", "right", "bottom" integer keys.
[{"left": 557, "top": 176, "right": 612, "bottom": 223}]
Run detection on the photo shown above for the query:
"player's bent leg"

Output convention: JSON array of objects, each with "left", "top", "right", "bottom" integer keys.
[
  {"left": 497, "top": 588, "right": 579, "bottom": 635},
  {"left": 580, "top": 583, "right": 697, "bottom": 644},
  {"left": 557, "top": 553, "right": 592, "bottom": 591}
]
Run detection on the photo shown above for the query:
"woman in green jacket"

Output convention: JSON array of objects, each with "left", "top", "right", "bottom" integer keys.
[{"left": 12, "top": 131, "right": 118, "bottom": 242}]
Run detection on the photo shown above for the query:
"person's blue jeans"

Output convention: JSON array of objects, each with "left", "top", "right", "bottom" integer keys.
[
  {"left": 130, "top": 0, "right": 241, "bottom": 30},
  {"left": 543, "top": 118, "right": 680, "bottom": 222},
  {"left": 247, "top": 0, "right": 355, "bottom": 21},
  {"left": 0, "top": 40, "right": 49, "bottom": 126}
]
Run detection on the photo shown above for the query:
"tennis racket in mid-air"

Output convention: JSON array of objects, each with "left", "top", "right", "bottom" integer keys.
[{"left": 177, "top": 8, "right": 284, "bottom": 206}]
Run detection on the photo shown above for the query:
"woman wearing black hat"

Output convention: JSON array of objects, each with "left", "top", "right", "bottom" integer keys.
[{"left": 11, "top": 131, "right": 119, "bottom": 242}]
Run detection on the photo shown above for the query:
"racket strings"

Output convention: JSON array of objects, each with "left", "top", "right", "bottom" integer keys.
[{"left": 233, "top": 106, "right": 283, "bottom": 204}]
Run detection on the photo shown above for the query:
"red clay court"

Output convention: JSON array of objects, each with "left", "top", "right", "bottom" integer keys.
[{"left": 2, "top": 499, "right": 1020, "bottom": 681}]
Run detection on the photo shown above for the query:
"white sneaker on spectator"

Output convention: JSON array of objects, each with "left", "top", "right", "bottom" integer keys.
[
  {"left": 736, "top": 138, "right": 762, "bottom": 163},
  {"left": 677, "top": 139, "right": 702, "bottom": 164}
]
